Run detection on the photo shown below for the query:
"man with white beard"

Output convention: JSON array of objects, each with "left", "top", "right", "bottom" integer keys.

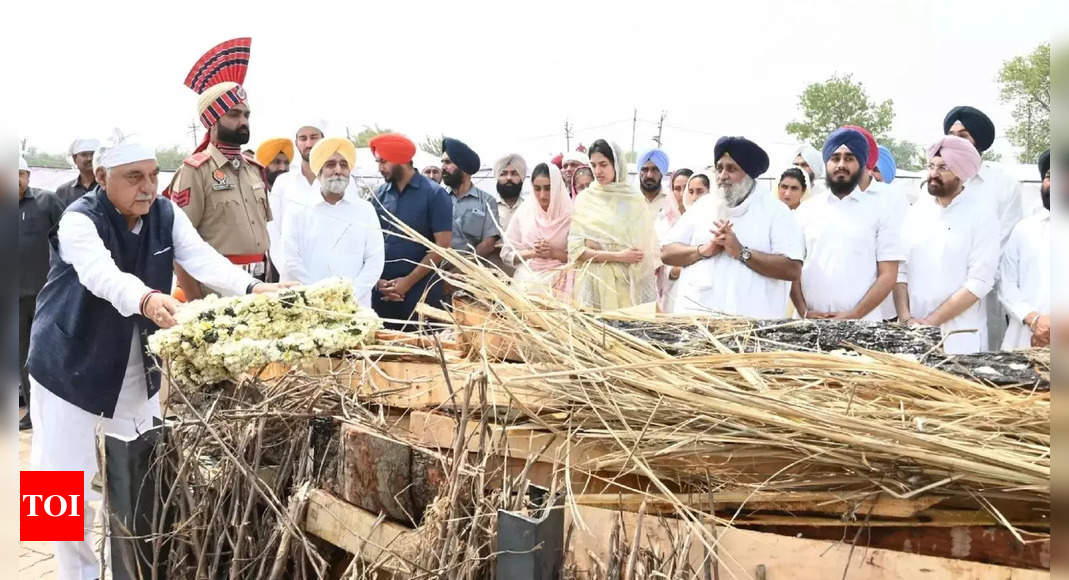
[
  {"left": 661, "top": 136, "right": 804, "bottom": 316},
  {"left": 283, "top": 138, "right": 384, "bottom": 307},
  {"left": 792, "top": 127, "right": 904, "bottom": 321}
]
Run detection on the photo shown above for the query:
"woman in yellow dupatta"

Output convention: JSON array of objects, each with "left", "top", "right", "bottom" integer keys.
[{"left": 568, "top": 139, "right": 658, "bottom": 310}]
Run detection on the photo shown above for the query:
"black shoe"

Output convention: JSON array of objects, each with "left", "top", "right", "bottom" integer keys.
[{"left": 19, "top": 412, "right": 32, "bottom": 431}]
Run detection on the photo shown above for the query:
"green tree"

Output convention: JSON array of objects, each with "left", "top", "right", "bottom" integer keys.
[
  {"left": 22, "top": 146, "right": 70, "bottom": 169},
  {"left": 155, "top": 145, "right": 191, "bottom": 172},
  {"left": 786, "top": 74, "right": 895, "bottom": 148},
  {"left": 997, "top": 43, "right": 1050, "bottom": 163},
  {"left": 419, "top": 134, "right": 445, "bottom": 157},
  {"left": 348, "top": 124, "right": 392, "bottom": 148},
  {"left": 880, "top": 138, "right": 926, "bottom": 171}
]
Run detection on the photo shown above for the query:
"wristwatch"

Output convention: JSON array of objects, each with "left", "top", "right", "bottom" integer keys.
[{"left": 739, "top": 247, "right": 753, "bottom": 263}]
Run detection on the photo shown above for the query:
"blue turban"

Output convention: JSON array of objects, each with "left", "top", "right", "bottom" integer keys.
[
  {"left": 443, "top": 137, "right": 481, "bottom": 175},
  {"left": 638, "top": 149, "right": 669, "bottom": 175},
  {"left": 875, "top": 146, "right": 897, "bottom": 184},
  {"left": 822, "top": 128, "right": 870, "bottom": 170},
  {"left": 713, "top": 136, "right": 769, "bottom": 179}
]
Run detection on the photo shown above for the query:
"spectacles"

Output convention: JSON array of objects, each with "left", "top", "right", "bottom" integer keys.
[{"left": 927, "top": 164, "right": 952, "bottom": 174}]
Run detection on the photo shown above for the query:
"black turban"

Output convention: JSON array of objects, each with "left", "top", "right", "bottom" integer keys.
[
  {"left": 713, "top": 136, "right": 769, "bottom": 179},
  {"left": 1038, "top": 149, "right": 1050, "bottom": 179},
  {"left": 943, "top": 106, "right": 995, "bottom": 153},
  {"left": 443, "top": 137, "right": 481, "bottom": 175}
]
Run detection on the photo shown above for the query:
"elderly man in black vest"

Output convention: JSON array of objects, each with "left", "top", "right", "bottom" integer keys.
[{"left": 26, "top": 132, "right": 291, "bottom": 580}]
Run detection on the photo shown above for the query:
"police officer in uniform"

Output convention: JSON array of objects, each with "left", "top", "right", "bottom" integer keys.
[{"left": 164, "top": 38, "right": 272, "bottom": 299}]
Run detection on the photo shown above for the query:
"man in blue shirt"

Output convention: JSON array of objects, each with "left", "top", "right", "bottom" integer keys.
[{"left": 368, "top": 133, "right": 453, "bottom": 330}]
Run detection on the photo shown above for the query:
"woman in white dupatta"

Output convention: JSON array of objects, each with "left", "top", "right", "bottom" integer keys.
[
  {"left": 567, "top": 139, "right": 658, "bottom": 310},
  {"left": 502, "top": 162, "right": 574, "bottom": 298}
]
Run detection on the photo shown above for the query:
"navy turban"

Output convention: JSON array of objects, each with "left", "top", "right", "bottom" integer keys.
[
  {"left": 943, "top": 106, "right": 995, "bottom": 153},
  {"left": 638, "top": 149, "right": 669, "bottom": 174},
  {"left": 822, "top": 127, "right": 870, "bottom": 170},
  {"left": 443, "top": 137, "right": 481, "bottom": 175},
  {"left": 713, "top": 136, "right": 769, "bottom": 179},
  {"left": 1038, "top": 149, "right": 1050, "bottom": 178}
]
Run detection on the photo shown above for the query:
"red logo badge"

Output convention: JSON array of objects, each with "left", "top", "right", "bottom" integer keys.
[{"left": 20, "top": 471, "right": 84, "bottom": 541}]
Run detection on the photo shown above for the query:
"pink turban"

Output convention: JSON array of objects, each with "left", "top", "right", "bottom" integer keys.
[{"left": 926, "top": 135, "right": 981, "bottom": 182}]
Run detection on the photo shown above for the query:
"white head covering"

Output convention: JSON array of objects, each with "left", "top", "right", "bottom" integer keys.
[
  {"left": 793, "top": 144, "right": 825, "bottom": 180},
  {"left": 98, "top": 129, "right": 156, "bottom": 169},
  {"left": 69, "top": 138, "right": 101, "bottom": 156},
  {"left": 92, "top": 144, "right": 109, "bottom": 172},
  {"left": 562, "top": 150, "right": 590, "bottom": 165},
  {"left": 19, "top": 155, "right": 29, "bottom": 172}
]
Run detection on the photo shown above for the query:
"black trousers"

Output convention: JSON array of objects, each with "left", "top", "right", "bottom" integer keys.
[{"left": 18, "top": 294, "right": 37, "bottom": 404}]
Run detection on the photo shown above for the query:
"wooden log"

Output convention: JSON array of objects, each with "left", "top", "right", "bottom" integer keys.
[
  {"left": 573, "top": 491, "right": 945, "bottom": 519},
  {"left": 303, "top": 489, "right": 421, "bottom": 576}
]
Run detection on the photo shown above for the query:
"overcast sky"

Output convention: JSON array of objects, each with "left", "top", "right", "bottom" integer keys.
[{"left": 10, "top": 0, "right": 1052, "bottom": 171}]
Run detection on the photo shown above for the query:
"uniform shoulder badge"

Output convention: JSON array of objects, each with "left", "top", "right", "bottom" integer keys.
[
  {"left": 243, "top": 152, "right": 264, "bottom": 169},
  {"left": 183, "top": 151, "right": 212, "bottom": 168}
]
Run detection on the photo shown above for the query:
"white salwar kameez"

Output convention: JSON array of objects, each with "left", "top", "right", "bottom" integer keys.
[
  {"left": 31, "top": 200, "right": 255, "bottom": 580},
  {"left": 998, "top": 210, "right": 1050, "bottom": 350},
  {"left": 899, "top": 190, "right": 1000, "bottom": 354}
]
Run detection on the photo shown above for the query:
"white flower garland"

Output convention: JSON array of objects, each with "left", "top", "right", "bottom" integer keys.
[{"left": 148, "top": 278, "right": 380, "bottom": 385}]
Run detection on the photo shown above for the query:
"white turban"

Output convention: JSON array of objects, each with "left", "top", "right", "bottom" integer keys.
[
  {"left": 562, "top": 150, "right": 590, "bottom": 165},
  {"left": 92, "top": 144, "right": 109, "bottom": 172},
  {"left": 19, "top": 156, "right": 29, "bottom": 172},
  {"left": 494, "top": 153, "right": 527, "bottom": 177},
  {"left": 793, "top": 144, "right": 825, "bottom": 179},
  {"left": 69, "top": 138, "right": 101, "bottom": 156},
  {"left": 98, "top": 129, "right": 155, "bottom": 169}
]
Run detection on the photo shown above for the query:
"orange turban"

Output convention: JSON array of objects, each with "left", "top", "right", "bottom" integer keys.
[
  {"left": 369, "top": 133, "right": 416, "bottom": 164},
  {"left": 255, "top": 138, "right": 294, "bottom": 167}
]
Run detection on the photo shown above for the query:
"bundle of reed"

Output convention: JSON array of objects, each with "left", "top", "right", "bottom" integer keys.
[{"left": 384, "top": 218, "right": 1049, "bottom": 542}]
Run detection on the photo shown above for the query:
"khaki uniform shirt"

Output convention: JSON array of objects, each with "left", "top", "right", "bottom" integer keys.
[{"left": 165, "top": 143, "right": 272, "bottom": 258}]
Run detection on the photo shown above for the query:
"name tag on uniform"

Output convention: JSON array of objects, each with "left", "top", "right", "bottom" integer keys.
[{"left": 211, "top": 169, "right": 234, "bottom": 191}]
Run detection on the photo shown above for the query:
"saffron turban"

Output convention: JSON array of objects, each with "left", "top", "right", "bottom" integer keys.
[
  {"left": 255, "top": 138, "right": 294, "bottom": 167},
  {"left": 875, "top": 145, "right": 897, "bottom": 184},
  {"left": 309, "top": 137, "right": 356, "bottom": 175},
  {"left": 841, "top": 125, "right": 878, "bottom": 170},
  {"left": 494, "top": 154, "right": 527, "bottom": 178},
  {"left": 927, "top": 135, "right": 981, "bottom": 182},
  {"left": 793, "top": 144, "right": 825, "bottom": 179},
  {"left": 98, "top": 129, "right": 155, "bottom": 169},
  {"left": 943, "top": 106, "right": 995, "bottom": 153},
  {"left": 69, "top": 138, "right": 100, "bottom": 156},
  {"left": 638, "top": 148, "right": 669, "bottom": 174},
  {"left": 1038, "top": 149, "right": 1050, "bottom": 178},
  {"left": 713, "top": 136, "right": 769, "bottom": 179},
  {"left": 369, "top": 133, "right": 416, "bottom": 164},
  {"left": 822, "top": 127, "right": 870, "bottom": 170}
]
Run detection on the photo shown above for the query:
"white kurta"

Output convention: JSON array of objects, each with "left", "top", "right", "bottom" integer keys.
[
  {"left": 966, "top": 163, "right": 1023, "bottom": 249},
  {"left": 899, "top": 190, "right": 1000, "bottom": 354},
  {"left": 268, "top": 167, "right": 361, "bottom": 280},
  {"left": 664, "top": 186, "right": 804, "bottom": 318},
  {"left": 282, "top": 194, "right": 385, "bottom": 308},
  {"left": 863, "top": 180, "right": 909, "bottom": 320},
  {"left": 31, "top": 201, "right": 255, "bottom": 580},
  {"left": 998, "top": 210, "right": 1050, "bottom": 350},
  {"left": 796, "top": 186, "right": 905, "bottom": 320}
]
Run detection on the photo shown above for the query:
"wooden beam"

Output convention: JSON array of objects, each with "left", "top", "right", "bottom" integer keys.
[
  {"left": 574, "top": 492, "right": 946, "bottom": 519},
  {"left": 567, "top": 505, "right": 1048, "bottom": 579},
  {"left": 303, "top": 489, "right": 421, "bottom": 576}
]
